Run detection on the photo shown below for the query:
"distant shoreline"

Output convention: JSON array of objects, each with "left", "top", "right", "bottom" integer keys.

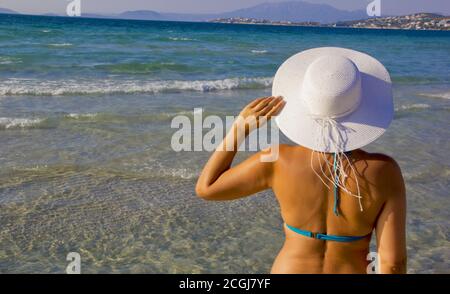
[
  {"left": 208, "top": 20, "right": 449, "bottom": 32},
  {"left": 1, "top": 12, "right": 449, "bottom": 33},
  {"left": 209, "top": 14, "right": 450, "bottom": 32}
]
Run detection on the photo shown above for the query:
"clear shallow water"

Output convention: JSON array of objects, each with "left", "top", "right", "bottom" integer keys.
[{"left": 0, "top": 14, "right": 449, "bottom": 273}]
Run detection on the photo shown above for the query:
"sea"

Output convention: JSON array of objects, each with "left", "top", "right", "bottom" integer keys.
[{"left": 0, "top": 13, "right": 449, "bottom": 273}]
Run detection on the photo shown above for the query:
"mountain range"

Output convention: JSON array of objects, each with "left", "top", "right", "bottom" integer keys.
[
  {"left": 0, "top": 1, "right": 368, "bottom": 24},
  {"left": 0, "top": 7, "right": 18, "bottom": 14}
]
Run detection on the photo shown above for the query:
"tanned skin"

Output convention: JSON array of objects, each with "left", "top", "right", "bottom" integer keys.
[{"left": 196, "top": 96, "right": 407, "bottom": 274}]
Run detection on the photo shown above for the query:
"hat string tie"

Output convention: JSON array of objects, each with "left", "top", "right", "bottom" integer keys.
[{"left": 309, "top": 116, "right": 363, "bottom": 212}]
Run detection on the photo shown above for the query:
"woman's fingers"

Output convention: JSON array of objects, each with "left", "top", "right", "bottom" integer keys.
[
  {"left": 248, "top": 97, "right": 267, "bottom": 108},
  {"left": 253, "top": 96, "right": 274, "bottom": 112},
  {"left": 241, "top": 96, "right": 284, "bottom": 124},
  {"left": 254, "top": 96, "right": 282, "bottom": 113},
  {"left": 266, "top": 99, "right": 286, "bottom": 118},
  {"left": 266, "top": 96, "right": 283, "bottom": 109},
  {"left": 256, "top": 96, "right": 283, "bottom": 115}
]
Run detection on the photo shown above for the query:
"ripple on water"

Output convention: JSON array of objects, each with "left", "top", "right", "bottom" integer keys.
[{"left": 0, "top": 168, "right": 284, "bottom": 273}]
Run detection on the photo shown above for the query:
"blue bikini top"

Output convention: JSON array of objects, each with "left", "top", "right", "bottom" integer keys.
[{"left": 285, "top": 151, "right": 371, "bottom": 242}]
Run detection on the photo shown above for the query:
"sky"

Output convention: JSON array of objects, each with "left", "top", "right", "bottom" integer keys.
[{"left": 1, "top": 0, "right": 449, "bottom": 16}]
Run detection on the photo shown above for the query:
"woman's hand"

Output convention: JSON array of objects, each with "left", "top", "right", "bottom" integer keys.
[
  {"left": 235, "top": 96, "right": 285, "bottom": 136},
  {"left": 196, "top": 96, "right": 284, "bottom": 200}
]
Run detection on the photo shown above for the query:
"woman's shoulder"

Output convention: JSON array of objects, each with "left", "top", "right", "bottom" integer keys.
[
  {"left": 355, "top": 150, "right": 404, "bottom": 190},
  {"left": 276, "top": 145, "right": 398, "bottom": 161},
  {"left": 276, "top": 144, "right": 309, "bottom": 154},
  {"left": 273, "top": 146, "right": 402, "bottom": 174},
  {"left": 274, "top": 144, "right": 309, "bottom": 160},
  {"left": 271, "top": 145, "right": 401, "bottom": 168},
  {"left": 356, "top": 150, "right": 401, "bottom": 170}
]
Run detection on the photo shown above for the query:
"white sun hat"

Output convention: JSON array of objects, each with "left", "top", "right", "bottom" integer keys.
[{"left": 273, "top": 47, "right": 393, "bottom": 153}]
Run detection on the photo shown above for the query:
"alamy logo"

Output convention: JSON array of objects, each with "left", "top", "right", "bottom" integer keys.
[
  {"left": 170, "top": 108, "right": 280, "bottom": 162},
  {"left": 66, "top": 252, "right": 81, "bottom": 274},
  {"left": 366, "top": 252, "right": 380, "bottom": 274},
  {"left": 366, "top": 0, "right": 381, "bottom": 17},
  {"left": 66, "top": 0, "right": 81, "bottom": 17}
]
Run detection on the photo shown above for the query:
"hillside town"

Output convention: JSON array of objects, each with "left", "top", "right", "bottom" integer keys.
[
  {"left": 210, "top": 13, "right": 450, "bottom": 31},
  {"left": 209, "top": 17, "right": 320, "bottom": 27},
  {"left": 335, "top": 13, "right": 450, "bottom": 30}
]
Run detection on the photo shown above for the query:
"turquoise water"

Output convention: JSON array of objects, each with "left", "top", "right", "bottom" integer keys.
[{"left": 0, "top": 14, "right": 449, "bottom": 273}]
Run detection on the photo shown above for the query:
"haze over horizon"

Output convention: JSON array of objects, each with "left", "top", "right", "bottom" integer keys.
[{"left": 1, "top": 0, "right": 449, "bottom": 16}]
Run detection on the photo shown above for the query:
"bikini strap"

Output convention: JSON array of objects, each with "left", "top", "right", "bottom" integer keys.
[{"left": 285, "top": 223, "right": 369, "bottom": 242}]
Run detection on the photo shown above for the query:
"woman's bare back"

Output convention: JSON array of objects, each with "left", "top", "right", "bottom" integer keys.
[{"left": 271, "top": 145, "right": 402, "bottom": 273}]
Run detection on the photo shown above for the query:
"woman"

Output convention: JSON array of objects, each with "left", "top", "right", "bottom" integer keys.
[{"left": 196, "top": 47, "right": 406, "bottom": 274}]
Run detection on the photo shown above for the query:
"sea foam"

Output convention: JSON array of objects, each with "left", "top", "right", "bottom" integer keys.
[
  {"left": 48, "top": 43, "right": 73, "bottom": 47},
  {"left": 0, "top": 77, "right": 273, "bottom": 96},
  {"left": 0, "top": 117, "right": 44, "bottom": 129},
  {"left": 418, "top": 91, "right": 450, "bottom": 100},
  {"left": 168, "top": 37, "right": 195, "bottom": 41},
  {"left": 395, "top": 104, "right": 431, "bottom": 112},
  {"left": 0, "top": 57, "right": 22, "bottom": 65},
  {"left": 251, "top": 50, "right": 268, "bottom": 54},
  {"left": 65, "top": 113, "right": 98, "bottom": 119}
]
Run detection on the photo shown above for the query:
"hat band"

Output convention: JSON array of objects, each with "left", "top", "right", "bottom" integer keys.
[{"left": 307, "top": 95, "right": 361, "bottom": 120}]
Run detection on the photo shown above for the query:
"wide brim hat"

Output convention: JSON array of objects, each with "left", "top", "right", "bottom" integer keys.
[{"left": 273, "top": 47, "right": 393, "bottom": 153}]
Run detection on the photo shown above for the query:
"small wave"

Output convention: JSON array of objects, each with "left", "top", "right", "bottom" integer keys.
[
  {"left": 395, "top": 104, "right": 431, "bottom": 112},
  {"left": 418, "top": 91, "right": 450, "bottom": 100},
  {"left": 156, "top": 110, "right": 196, "bottom": 119},
  {"left": 41, "top": 30, "right": 51, "bottom": 33},
  {"left": 65, "top": 113, "right": 98, "bottom": 119},
  {"left": 127, "top": 162, "right": 197, "bottom": 180},
  {"left": 392, "top": 76, "right": 444, "bottom": 85},
  {"left": 48, "top": 43, "right": 73, "bottom": 47},
  {"left": 64, "top": 111, "right": 201, "bottom": 124},
  {"left": 0, "top": 57, "right": 22, "bottom": 65},
  {"left": 160, "top": 168, "right": 197, "bottom": 179},
  {"left": 96, "top": 62, "right": 197, "bottom": 74},
  {"left": 251, "top": 50, "right": 268, "bottom": 54},
  {"left": 0, "top": 117, "right": 44, "bottom": 129},
  {"left": 168, "top": 37, "right": 195, "bottom": 41},
  {"left": 0, "top": 77, "right": 273, "bottom": 96}
]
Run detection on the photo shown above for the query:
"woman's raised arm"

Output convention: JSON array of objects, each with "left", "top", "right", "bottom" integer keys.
[{"left": 195, "top": 96, "right": 285, "bottom": 201}]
